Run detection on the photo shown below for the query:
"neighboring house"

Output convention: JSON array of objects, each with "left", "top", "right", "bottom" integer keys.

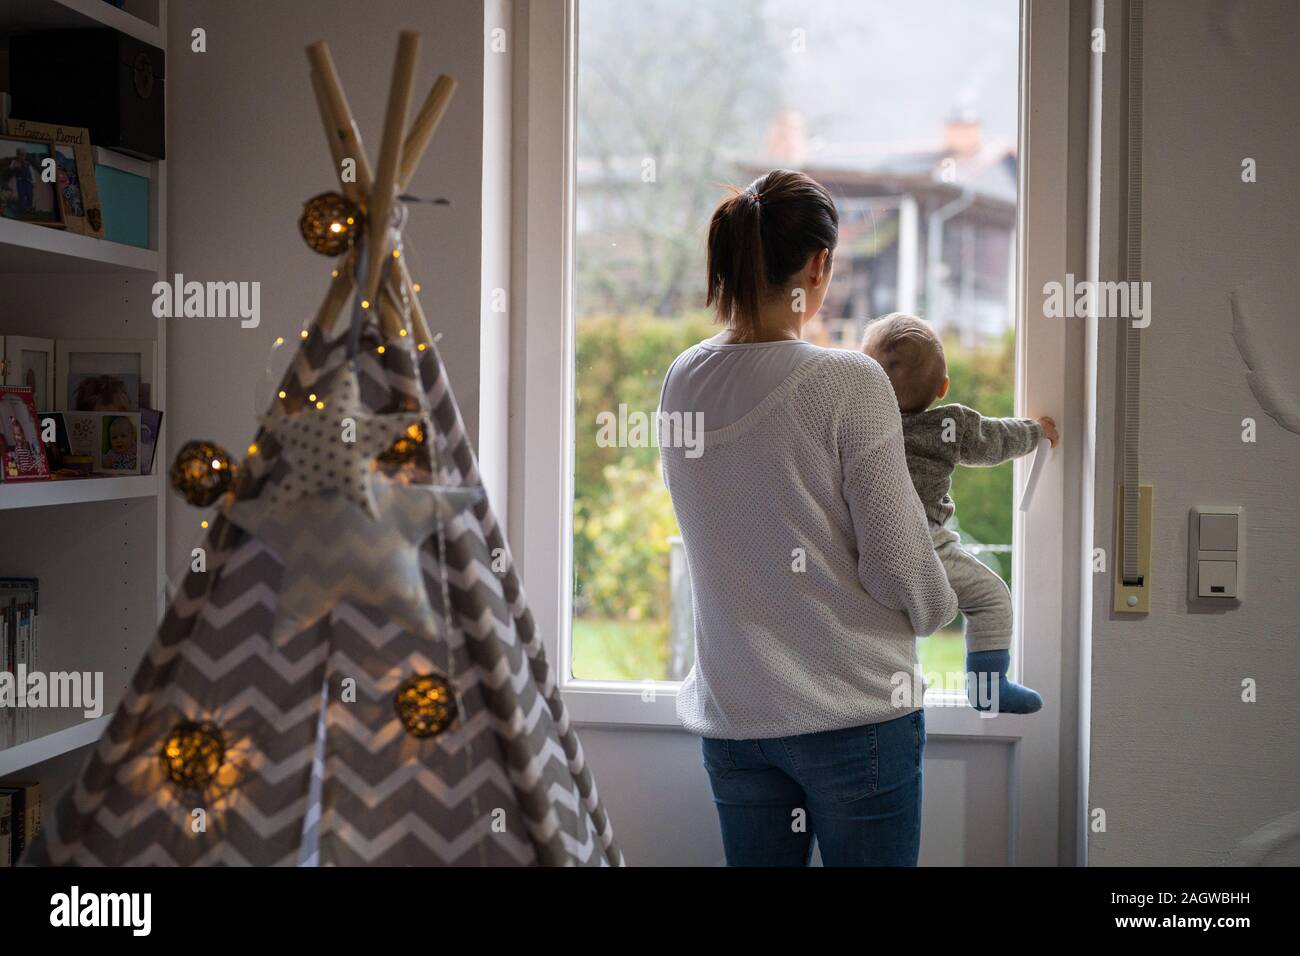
[
  {"left": 575, "top": 110, "right": 1018, "bottom": 348},
  {"left": 740, "top": 110, "right": 1018, "bottom": 348}
]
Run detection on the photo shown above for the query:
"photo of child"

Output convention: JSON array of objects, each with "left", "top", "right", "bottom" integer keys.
[
  {"left": 0, "top": 138, "right": 60, "bottom": 224},
  {"left": 101, "top": 414, "right": 139, "bottom": 472},
  {"left": 0, "top": 387, "right": 50, "bottom": 482},
  {"left": 54, "top": 145, "right": 84, "bottom": 217}
]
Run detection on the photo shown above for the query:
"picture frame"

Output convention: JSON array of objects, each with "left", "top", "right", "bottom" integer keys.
[
  {"left": 0, "top": 386, "right": 51, "bottom": 483},
  {"left": 56, "top": 338, "right": 156, "bottom": 412},
  {"left": 0, "top": 135, "right": 63, "bottom": 227},
  {"left": 139, "top": 407, "right": 163, "bottom": 475},
  {"left": 0, "top": 335, "right": 55, "bottom": 411},
  {"left": 36, "top": 411, "right": 73, "bottom": 473},
  {"left": 64, "top": 410, "right": 141, "bottom": 476},
  {"left": 3, "top": 119, "right": 104, "bottom": 238},
  {"left": 98, "top": 412, "right": 142, "bottom": 475}
]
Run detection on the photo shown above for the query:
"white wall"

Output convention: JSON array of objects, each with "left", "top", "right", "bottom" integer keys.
[
  {"left": 164, "top": 0, "right": 485, "bottom": 573},
  {"left": 1088, "top": 0, "right": 1300, "bottom": 865}
]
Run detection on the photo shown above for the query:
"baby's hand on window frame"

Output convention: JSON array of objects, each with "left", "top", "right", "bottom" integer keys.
[{"left": 1036, "top": 416, "right": 1059, "bottom": 448}]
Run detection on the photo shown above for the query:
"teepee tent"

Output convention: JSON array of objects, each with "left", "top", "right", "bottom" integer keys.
[{"left": 27, "top": 33, "right": 622, "bottom": 867}]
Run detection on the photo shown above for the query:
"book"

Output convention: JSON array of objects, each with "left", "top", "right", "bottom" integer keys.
[
  {"left": 0, "top": 578, "right": 38, "bottom": 749},
  {"left": 0, "top": 792, "right": 11, "bottom": 868},
  {"left": 0, "top": 783, "right": 40, "bottom": 865}
]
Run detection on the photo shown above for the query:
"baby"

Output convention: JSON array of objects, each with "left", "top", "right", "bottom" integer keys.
[
  {"left": 102, "top": 415, "right": 138, "bottom": 470},
  {"left": 863, "top": 312, "right": 1057, "bottom": 714}
]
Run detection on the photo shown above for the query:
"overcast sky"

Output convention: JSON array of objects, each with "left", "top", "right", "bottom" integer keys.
[{"left": 768, "top": 0, "right": 1020, "bottom": 149}]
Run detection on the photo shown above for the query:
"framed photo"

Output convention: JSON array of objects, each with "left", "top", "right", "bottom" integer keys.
[
  {"left": 3, "top": 120, "right": 104, "bottom": 237},
  {"left": 99, "top": 412, "right": 142, "bottom": 475},
  {"left": 0, "top": 135, "right": 63, "bottom": 226},
  {"left": 36, "top": 411, "right": 73, "bottom": 473},
  {"left": 139, "top": 407, "right": 163, "bottom": 475},
  {"left": 0, "top": 386, "right": 51, "bottom": 483},
  {"left": 64, "top": 411, "right": 141, "bottom": 475},
  {"left": 0, "top": 335, "right": 55, "bottom": 411},
  {"left": 56, "top": 338, "right": 156, "bottom": 412}
]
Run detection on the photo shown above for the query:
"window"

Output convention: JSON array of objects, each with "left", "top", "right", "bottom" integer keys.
[{"left": 570, "top": 0, "right": 1022, "bottom": 686}]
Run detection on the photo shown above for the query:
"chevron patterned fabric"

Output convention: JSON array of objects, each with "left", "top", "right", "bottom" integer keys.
[{"left": 24, "top": 319, "right": 624, "bottom": 867}]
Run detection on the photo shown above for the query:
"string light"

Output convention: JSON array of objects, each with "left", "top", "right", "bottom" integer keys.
[
  {"left": 200, "top": 520, "right": 209, "bottom": 529},
  {"left": 361, "top": 299, "right": 371, "bottom": 310},
  {"left": 247, "top": 444, "right": 258, "bottom": 456},
  {"left": 278, "top": 390, "right": 287, "bottom": 400},
  {"left": 274, "top": 336, "right": 285, "bottom": 347},
  {"left": 300, "top": 330, "right": 309, "bottom": 339},
  {"left": 315, "top": 401, "right": 325, "bottom": 410},
  {"left": 412, "top": 283, "right": 422, "bottom": 292},
  {"left": 377, "top": 345, "right": 386, "bottom": 355}
]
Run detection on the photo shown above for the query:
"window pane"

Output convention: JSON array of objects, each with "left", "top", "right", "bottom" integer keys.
[{"left": 573, "top": 0, "right": 1020, "bottom": 683}]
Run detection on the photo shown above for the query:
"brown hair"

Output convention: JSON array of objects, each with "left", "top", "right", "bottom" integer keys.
[
  {"left": 74, "top": 374, "right": 133, "bottom": 412},
  {"left": 861, "top": 313, "right": 948, "bottom": 413},
  {"left": 706, "top": 169, "right": 838, "bottom": 341}
]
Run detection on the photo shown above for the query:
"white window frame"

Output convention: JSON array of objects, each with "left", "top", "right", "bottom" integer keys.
[{"left": 508, "top": 0, "right": 1085, "bottom": 862}]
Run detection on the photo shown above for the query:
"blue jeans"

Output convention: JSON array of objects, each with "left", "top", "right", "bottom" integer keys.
[{"left": 701, "top": 710, "right": 925, "bottom": 866}]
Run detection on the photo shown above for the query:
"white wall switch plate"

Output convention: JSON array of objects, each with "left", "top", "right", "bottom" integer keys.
[{"left": 1188, "top": 506, "right": 1245, "bottom": 604}]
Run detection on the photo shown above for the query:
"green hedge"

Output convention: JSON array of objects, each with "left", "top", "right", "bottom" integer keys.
[{"left": 572, "top": 316, "right": 1017, "bottom": 626}]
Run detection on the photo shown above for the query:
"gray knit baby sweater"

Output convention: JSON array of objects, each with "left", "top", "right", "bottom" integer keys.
[{"left": 899, "top": 404, "right": 1042, "bottom": 527}]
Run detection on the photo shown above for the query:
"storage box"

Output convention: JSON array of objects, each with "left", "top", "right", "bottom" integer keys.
[
  {"left": 94, "top": 147, "right": 150, "bottom": 248},
  {"left": 8, "top": 28, "right": 165, "bottom": 160}
]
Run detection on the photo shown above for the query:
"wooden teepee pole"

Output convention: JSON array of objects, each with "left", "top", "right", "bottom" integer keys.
[
  {"left": 306, "top": 35, "right": 450, "bottom": 344},
  {"left": 364, "top": 31, "right": 421, "bottom": 324},
  {"left": 306, "top": 42, "right": 374, "bottom": 197},
  {"left": 399, "top": 74, "right": 457, "bottom": 192}
]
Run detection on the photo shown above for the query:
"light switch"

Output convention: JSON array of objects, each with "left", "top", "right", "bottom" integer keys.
[
  {"left": 1189, "top": 506, "right": 1245, "bottom": 604},
  {"left": 1197, "top": 560, "right": 1237, "bottom": 598},
  {"left": 1199, "top": 514, "right": 1238, "bottom": 551}
]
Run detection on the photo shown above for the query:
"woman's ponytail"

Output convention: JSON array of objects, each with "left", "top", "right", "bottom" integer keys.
[{"left": 705, "top": 169, "right": 838, "bottom": 341}]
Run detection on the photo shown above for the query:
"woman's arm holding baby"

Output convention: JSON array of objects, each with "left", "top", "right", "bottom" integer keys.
[{"left": 837, "top": 356, "right": 958, "bottom": 636}]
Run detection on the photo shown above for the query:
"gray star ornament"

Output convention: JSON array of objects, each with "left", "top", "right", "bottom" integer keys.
[
  {"left": 224, "top": 476, "right": 485, "bottom": 645},
  {"left": 262, "top": 366, "right": 423, "bottom": 519}
]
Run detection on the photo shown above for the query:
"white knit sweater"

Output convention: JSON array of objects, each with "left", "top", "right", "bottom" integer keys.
[{"left": 659, "top": 341, "right": 958, "bottom": 739}]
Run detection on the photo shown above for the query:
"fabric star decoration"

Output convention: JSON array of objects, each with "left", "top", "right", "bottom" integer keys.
[
  {"left": 224, "top": 476, "right": 484, "bottom": 645},
  {"left": 263, "top": 366, "right": 424, "bottom": 519}
]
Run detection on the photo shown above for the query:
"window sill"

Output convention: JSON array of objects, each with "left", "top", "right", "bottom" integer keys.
[{"left": 564, "top": 682, "right": 1038, "bottom": 739}]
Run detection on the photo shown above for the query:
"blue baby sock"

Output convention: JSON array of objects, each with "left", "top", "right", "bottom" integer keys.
[{"left": 966, "top": 649, "right": 1042, "bottom": 714}]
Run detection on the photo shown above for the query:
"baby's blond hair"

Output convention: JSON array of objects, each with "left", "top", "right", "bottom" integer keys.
[{"left": 861, "top": 313, "right": 947, "bottom": 413}]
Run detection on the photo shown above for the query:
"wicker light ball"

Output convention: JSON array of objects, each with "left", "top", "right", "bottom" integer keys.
[
  {"left": 161, "top": 720, "right": 227, "bottom": 791},
  {"left": 377, "top": 422, "right": 426, "bottom": 469},
  {"left": 170, "top": 440, "right": 235, "bottom": 507},
  {"left": 299, "top": 191, "right": 363, "bottom": 256},
  {"left": 394, "top": 672, "right": 458, "bottom": 739}
]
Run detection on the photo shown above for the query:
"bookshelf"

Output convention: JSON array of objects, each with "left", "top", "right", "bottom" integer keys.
[{"left": 0, "top": 0, "right": 168, "bottom": 803}]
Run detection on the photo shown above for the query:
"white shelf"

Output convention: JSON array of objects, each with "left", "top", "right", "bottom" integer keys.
[
  {"left": 0, "top": 0, "right": 161, "bottom": 46},
  {"left": 0, "top": 716, "right": 109, "bottom": 777},
  {"left": 0, "top": 473, "right": 159, "bottom": 510},
  {"left": 0, "top": 217, "right": 158, "bottom": 274}
]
